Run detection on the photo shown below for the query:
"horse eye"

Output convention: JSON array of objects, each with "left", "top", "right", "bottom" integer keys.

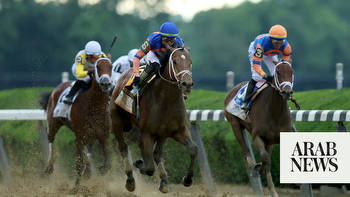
[{"left": 173, "top": 60, "right": 177, "bottom": 64}]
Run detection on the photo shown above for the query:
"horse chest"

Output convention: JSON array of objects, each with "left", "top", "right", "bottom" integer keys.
[{"left": 83, "top": 110, "right": 109, "bottom": 130}]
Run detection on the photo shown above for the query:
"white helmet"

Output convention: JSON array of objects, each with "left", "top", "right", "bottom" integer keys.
[
  {"left": 128, "top": 49, "right": 138, "bottom": 62},
  {"left": 85, "top": 41, "right": 102, "bottom": 55}
]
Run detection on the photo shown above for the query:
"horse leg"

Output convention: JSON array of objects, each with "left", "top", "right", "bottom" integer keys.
[
  {"left": 45, "top": 120, "right": 62, "bottom": 174},
  {"left": 135, "top": 133, "right": 155, "bottom": 176},
  {"left": 82, "top": 145, "right": 92, "bottom": 180},
  {"left": 98, "top": 137, "right": 111, "bottom": 175},
  {"left": 113, "top": 124, "right": 135, "bottom": 192},
  {"left": 230, "top": 122, "right": 257, "bottom": 168},
  {"left": 253, "top": 136, "right": 278, "bottom": 197},
  {"left": 266, "top": 144, "right": 278, "bottom": 197},
  {"left": 173, "top": 128, "right": 198, "bottom": 187},
  {"left": 74, "top": 139, "right": 85, "bottom": 187},
  {"left": 153, "top": 138, "right": 169, "bottom": 193}
]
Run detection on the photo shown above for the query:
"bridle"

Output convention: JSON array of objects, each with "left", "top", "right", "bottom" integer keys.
[
  {"left": 274, "top": 60, "right": 294, "bottom": 92},
  {"left": 94, "top": 57, "right": 112, "bottom": 84},
  {"left": 158, "top": 48, "right": 192, "bottom": 87}
]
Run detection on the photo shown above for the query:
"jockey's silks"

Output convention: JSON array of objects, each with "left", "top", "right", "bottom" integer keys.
[
  {"left": 74, "top": 50, "right": 107, "bottom": 78},
  {"left": 135, "top": 32, "right": 184, "bottom": 60},
  {"left": 252, "top": 34, "right": 292, "bottom": 76}
]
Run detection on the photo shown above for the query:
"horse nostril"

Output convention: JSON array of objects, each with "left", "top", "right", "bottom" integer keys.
[{"left": 190, "top": 82, "right": 194, "bottom": 87}]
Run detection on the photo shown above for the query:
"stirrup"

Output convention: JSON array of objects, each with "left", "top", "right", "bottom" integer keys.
[{"left": 130, "top": 86, "right": 139, "bottom": 95}]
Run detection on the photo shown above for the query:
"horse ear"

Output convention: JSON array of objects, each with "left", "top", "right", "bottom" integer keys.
[{"left": 186, "top": 47, "right": 191, "bottom": 52}]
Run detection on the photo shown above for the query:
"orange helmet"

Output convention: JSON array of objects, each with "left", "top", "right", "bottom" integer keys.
[{"left": 269, "top": 24, "right": 287, "bottom": 39}]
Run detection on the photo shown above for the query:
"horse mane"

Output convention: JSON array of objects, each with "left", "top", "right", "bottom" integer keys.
[
  {"left": 159, "top": 50, "right": 171, "bottom": 67},
  {"left": 158, "top": 47, "right": 185, "bottom": 69}
]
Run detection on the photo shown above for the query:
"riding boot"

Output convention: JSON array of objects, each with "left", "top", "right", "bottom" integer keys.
[
  {"left": 130, "top": 77, "right": 140, "bottom": 95},
  {"left": 63, "top": 80, "right": 85, "bottom": 104},
  {"left": 139, "top": 62, "right": 160, "bottom": 85},
  {"left": 241, "top": 79, "right": 257, "bottom": 110},
  {"left": 131, "top": 62, "right": 160, "bottom": 95}
]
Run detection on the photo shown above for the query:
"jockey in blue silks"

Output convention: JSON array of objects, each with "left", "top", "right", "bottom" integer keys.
[{"left": 131, "top": 22, "right": 184, "bottom": 94}]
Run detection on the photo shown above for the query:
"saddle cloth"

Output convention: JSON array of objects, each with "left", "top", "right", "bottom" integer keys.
[
  {"left": 225, "top": 80, "right": 268, "bottom": 121},
  {"left": 53, "top": 81, "right": 79, "bottom": 120},
  {"left": 115, "top": 65, "right": 156, "bottom": 115}
]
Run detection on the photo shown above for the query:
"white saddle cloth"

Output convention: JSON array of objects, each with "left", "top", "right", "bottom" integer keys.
[
  {"left": 225, "top": 84, "right": 249, "bottom": 121},
  {"left": 53, "top": 81, "right": 79, "bottom": 120}
]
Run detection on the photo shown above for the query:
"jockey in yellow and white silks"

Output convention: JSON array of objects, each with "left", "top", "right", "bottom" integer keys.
[
  {"left": 63, "top": 40, "right": 109, "bottom": 104},
  {"left": 241, "top": 24, "right": 293, "bottom": 110}
]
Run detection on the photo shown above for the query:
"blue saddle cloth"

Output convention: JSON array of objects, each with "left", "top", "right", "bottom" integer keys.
[{"left": 233, "top": 84, "right": 259, "bottom": 109}]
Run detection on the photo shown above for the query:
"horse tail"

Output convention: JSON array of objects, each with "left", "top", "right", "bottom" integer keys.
[{"left": 38, "top": 91, "right": 52, "bottom": 110}]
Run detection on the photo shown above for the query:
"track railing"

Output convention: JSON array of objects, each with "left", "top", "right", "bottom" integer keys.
[{"left": 0, "top": 109, "right": 348, "bottom": 196}]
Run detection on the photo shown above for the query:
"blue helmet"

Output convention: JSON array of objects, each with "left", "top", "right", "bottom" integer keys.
[{"left": 160, "top": 22, "right": 179, "bottom": 37}]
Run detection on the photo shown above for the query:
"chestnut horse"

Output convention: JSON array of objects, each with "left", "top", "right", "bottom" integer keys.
[
  {"left": 39, "top": 58, "right": 113, "bottom": 187},
  {"left": 224, "top": 61, "right": 294, "bottom": 197},
  {"left": 110, "top": 48, "right": 197, "bottom": 193}
]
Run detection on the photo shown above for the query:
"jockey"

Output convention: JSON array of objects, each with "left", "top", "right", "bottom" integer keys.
[
  {"left": 241, "top": 24, "right": 292, "bottom": 110},
  {"left": 111, "top": 49, "right": 145, "bottom": 86},
  {"left": 62, "top": 40, "right": 109, "bottom": 104},
  {"left": 131, "top": 21, "right": 184, "bottom": 94}
]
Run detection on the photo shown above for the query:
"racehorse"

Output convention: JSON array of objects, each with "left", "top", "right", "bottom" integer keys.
[
  {"left": 38, "top": 58, "right": 113, "bottom": 188},
  {"left": 110, "top": 48, "right": 197, "bottom": 193},
  {"left": 224, "top": 61, "right": 294, "bottom": 197}
]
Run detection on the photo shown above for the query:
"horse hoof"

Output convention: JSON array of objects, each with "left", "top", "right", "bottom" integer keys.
[
  {"left": 133, "top": 160, "right": 144, "bottom": 169},
  {"left": 182, "top": 175, "right": 193, "bottom": 187},
  {"left": 159, "top": 185, "right": 169, "bottom": 193},
  {"left": 126, "top": 177, "right": 135, "bottom": 192},
  {"left": 45, "top": 165, "right": 54, "bottom": 174},
  {"left": 246, "top": 157, "right": 257, "bottom": 168},
  {"left": 159, "top": 179, "right": 169, "bottom": 193}
]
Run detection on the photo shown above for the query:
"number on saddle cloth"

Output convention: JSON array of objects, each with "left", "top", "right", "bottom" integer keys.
[{"left": 235, "top": 80, "right": 267, "bottom": 107}]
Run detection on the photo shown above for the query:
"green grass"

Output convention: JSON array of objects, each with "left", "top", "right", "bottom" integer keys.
[{"left": 0, "top": 87, "right": 349, "bottom": 185}]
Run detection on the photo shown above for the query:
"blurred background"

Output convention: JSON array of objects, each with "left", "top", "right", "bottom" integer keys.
[{"left": 0, "top": 0, "right": 349, "bottom": 91}]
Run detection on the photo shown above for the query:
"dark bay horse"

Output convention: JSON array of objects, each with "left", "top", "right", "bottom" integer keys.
[
  {"left": 224, "top": 61, "right": 294, "bottom": 197},
  {"left": 39, "top": 58, "right": 113, "bottom": 187},
  {"left": 110, "top": 48, "right": 197, "bottom": 193}
]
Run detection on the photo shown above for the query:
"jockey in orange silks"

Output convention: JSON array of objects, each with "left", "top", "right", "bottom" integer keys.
[{"left": 241, "top": 24, "right": 293, "bottom": 109}]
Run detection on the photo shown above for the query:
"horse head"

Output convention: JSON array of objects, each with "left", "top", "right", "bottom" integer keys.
[
  {"left": 94, "top": 58, "right": 113, "bottom": 92},
  {"left": 274, "top": 60, "right": 294, "bottom": 100},
  {"left": 162, "top": 48, "right": 194, "bottom": 95}
]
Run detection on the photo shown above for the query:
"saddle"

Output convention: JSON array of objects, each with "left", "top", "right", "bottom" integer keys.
[
  {"left": 225, "top": 80, "right": 269, "bottom": 121},
  {"left": 250, "top": 80, "right": 268, "bottom": 103},
  {"left": 53, "top": 81, "right": 90, "bottom": 120},
  {"left": 115, "top": 65, "right": 157, "bottom": 115}
]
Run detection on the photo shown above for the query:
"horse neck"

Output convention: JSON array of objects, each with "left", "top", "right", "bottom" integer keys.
[
  {"left": 152, "top": 64, "right": 184, "bottom": 107},
  {"left": 264, "top": 87, "right": 289, "bottom": 117},
  {"left": 86, "top": 79, "right": 109, "bottom": 111}
]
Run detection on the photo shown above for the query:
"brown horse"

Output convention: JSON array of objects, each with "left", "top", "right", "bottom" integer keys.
[
  {"left": 224, "top": 61, "right": 294, "bottom": 197},
  {"left": 38, "top": 58, "right": 113, "bottom": 187},
  {"left": 110, "top": 48, "right": 197, "bottom": 193}
]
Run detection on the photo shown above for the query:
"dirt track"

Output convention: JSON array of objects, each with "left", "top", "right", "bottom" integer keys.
[{"left": 0, "top": 168, "right": 310, "bottom": 197}]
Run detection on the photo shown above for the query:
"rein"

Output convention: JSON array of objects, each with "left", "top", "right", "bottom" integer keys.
[{"left": 158, "top": 48, "right": 192, "bottom": 86}]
